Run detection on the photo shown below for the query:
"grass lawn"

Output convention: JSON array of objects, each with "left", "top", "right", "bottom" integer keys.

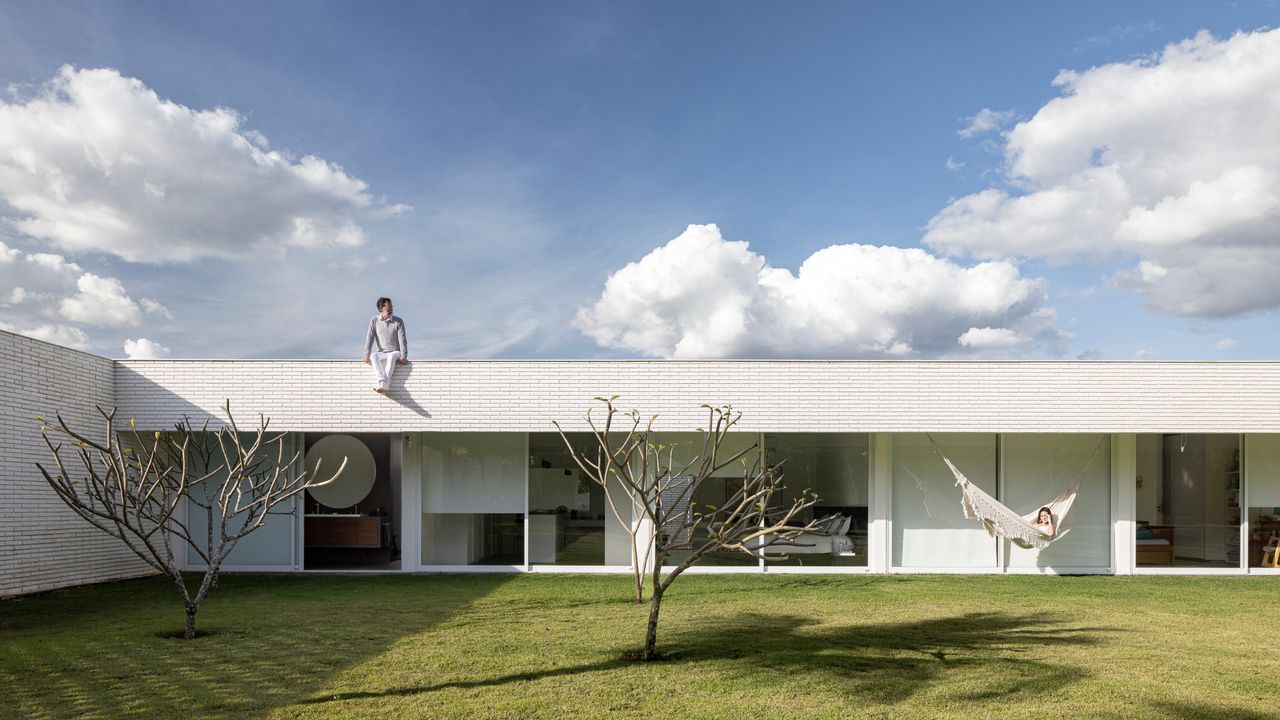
[{"left": 0, "top": 572, "right": 1274, "bottom": 719}]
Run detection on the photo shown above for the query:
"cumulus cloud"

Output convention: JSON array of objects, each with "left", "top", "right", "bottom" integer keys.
[
  {"left": 924, "top": 28, "right": 1280, "bottom": 318},
  {"left": 59, "top": 273, "right": 143, "bottom": 327},
  {"left": 575, "top": 224, "right": 1063, "bottom": 359},
  {"left": 0, "top": 321, "right": 89, "bottom": 349},
  {"left": 958, "top": 108, "right": 1016, "bottom": 139},
  {"left": 0, "top": 66, "right": 407, "bottom": 263},
  {"left": 0, "top": 238, "right": 154, "bottom": 347},
  {"left": 123, "top": 337, "right": 170, "bottom": 359},
  {"left": 1215, "top": 338, "right": 1237, "bottom": 351}
]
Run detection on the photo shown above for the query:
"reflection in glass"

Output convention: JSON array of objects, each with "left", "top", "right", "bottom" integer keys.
[
  {"left": 421, "top": 433, "right": 526, "bottom": 565},
  {"left": 657, "top": 433, "right": 761, "bottom": 568},
  {"left": 527, "top": 433, "right": 627, "bottom": 566},
  {"left": 1002, "top": 434, "right": 1111, "bottom": 569},
  {"left": 892, "top": 433, "right": 999, "bottom": 568},
  {"left": 762, "top": 433, "right": 869, "bottom": 567}
]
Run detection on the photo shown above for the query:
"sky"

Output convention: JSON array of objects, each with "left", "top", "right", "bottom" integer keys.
[{"left": 0, "top": 1, "right": 1278, "bottom": 360}]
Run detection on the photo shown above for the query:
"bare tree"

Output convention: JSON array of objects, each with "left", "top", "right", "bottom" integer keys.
[
  {"left": 36, "top": 401, "right": 343, "bottom": 639},
  {"left": 556, "top": 397, "right": 825, "bottom": 660}
]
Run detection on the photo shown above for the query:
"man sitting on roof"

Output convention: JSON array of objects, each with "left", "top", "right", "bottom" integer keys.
[{"left": 362, "top": 296, "right": 407, "bottom": 394}]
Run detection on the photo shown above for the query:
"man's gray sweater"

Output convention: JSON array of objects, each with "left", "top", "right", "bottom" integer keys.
[{"left": 364, "top": 314, "right": 407, "bottom": 358}]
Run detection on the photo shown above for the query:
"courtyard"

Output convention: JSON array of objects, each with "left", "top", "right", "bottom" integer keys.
[{"left": 0, "top": 573, "right": 1271, "bottom": 719}]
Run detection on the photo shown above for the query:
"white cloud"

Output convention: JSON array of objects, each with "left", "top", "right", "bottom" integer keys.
[
  {"left": 958, "top": 327, "right": 1023, "bottom": 349},
  {"left": 924, "top": 28, "right": 1280, "bottom": 318},
  {"left": 123, "top": 337, "right": 170, "bottom": 359},
  {"left": 0, "top": 241, "right": 151, "bottom": 348},
  {"left": 58, "top": 273, "right": 143, "bottom": 327},
  {"left": 958, "top": 108, "right": 1015, "bottom": 139},
  {"left": 0, "top": 321, "right": 89, "bottom": 349},
  {"left": 140, "top": 298, "right": 171, "bottom": 319},
  {"left": 0, "top": 66, "right": 408, "bottom": 263},
  {"left": 575, "top": 224, "right": 1063, "bottom": 359},
  {"left": 1215, "top": 338, "right": 1237, "bottom": 351},
  {"left": 945, "top": 156, "right": 965, "bottom": 172}
]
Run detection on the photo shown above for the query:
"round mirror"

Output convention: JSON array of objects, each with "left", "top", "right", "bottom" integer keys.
[{"left": 305, "top": 434, "right": 376, "bottom": 509}]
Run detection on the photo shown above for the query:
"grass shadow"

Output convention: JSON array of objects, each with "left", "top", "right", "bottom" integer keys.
[
  {"left": 666, "top": 610, "right": 1109, "bottom": 705},
  {"left": 296, "top": 608, "right": 1108, "bottom": 710},
  {"left": 0, "top": 572, "right": 512, "bottom": 719}
]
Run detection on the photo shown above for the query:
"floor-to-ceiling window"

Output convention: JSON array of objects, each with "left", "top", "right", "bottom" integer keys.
[
  {"left": 185, "top": 431, "right": 299, "bottom": 569},
  {"left": 1002, "top": 434, "right": 1111, "bottom": 571},
  {"left": 657, "top": 432, "right": 760, "bottom": 568},
  {"left": 762, "top": 433, "right": 869, "bottom": 568},
  {"left": 892, "top": 433, "right": 998, "bottom": 569},
  {"left": 527, "top": 432, "right": 630, "bottom": 566},
  {"left": 1135, "top": 433, "right": 1240, "bottom": 569},
  {"left": 1246, "top": 434, "right": 1280, "bottom": 571},
  {"left": 421, "top": 433, "right": 525, "bottom": 566}
]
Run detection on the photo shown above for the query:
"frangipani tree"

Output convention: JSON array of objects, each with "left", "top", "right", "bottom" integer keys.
[
  {"left": 555, "top": 397, "right": 824, "bottom": 659},
  {"left": 37, "top": 401, "right": 343, "bottom": 639}
]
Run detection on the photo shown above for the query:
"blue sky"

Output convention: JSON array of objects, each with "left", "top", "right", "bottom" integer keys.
[{"left": 0, "top": 1, "right": 1277, "bottom": 359}]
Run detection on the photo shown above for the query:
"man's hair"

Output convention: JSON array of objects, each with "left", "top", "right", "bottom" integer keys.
[{"left": 377, "top": 297, "right": 392, "bottom": 311}]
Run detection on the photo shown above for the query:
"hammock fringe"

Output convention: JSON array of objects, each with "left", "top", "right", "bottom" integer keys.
[{"left": 930, "top": 436, "right": 1106, "bottom": 551}]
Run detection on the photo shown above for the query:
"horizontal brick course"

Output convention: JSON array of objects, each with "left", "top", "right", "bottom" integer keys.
[
  {"left": 1, "top": 332, "right": 153, "bottom": 597},
  {"left": 114, "top": 358, "right": 1280, "bottom": 433},
  {"left": 7, "top": 326, "right": 1280, "bottom": 595}
]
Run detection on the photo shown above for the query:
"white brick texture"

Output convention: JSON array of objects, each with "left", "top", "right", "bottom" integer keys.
[
  {"left": 0, "top": 331, "right": 154, "bottom": 597},
  {"left": 115, "top": 358, "right": 1280, "bottom": 433}
]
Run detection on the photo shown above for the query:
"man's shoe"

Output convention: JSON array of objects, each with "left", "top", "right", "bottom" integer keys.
[{"left": 373, "top": 386, "right": 385, "bottom": 394}]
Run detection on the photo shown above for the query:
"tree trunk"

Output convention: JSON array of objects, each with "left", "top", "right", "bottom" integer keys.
[
  {"left": 184, "top": 604, "right": 197, "bottom": 640},
  {"left": 643, "top": 585, "right": 664, "bottom": 660}
]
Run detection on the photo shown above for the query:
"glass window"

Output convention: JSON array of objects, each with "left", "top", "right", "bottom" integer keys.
[
  {"left": 893, "top": 433, "right": 998, "bottom": 569},
  {"left": 1002, "top": 434, "right": 1111, "bottom": 569},
  {"left": 1135, "top": 434, "right": 1240, "bottom": 568},
  {"left": 1246, "top": 434, "right": 1280, "bottom": 570},
  {"left": 656, "top": 432, "right": 760, "bottom": 568},
  {"left": 527, "top": 433, "right": 630, "bottom": 566},
  {"left": 762, "top": 433, "right": 869, "bottom": 568},
  {"left": 186, "top": 432, "right": 297, "bottom": 567},
  {"left": 421, "top": 433, "right": 525, "bottom": 566}
]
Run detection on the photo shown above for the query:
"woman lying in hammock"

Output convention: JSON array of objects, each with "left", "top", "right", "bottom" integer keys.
[{"left": 1033, "top": 507, "right": 1056, "bottom": 536}]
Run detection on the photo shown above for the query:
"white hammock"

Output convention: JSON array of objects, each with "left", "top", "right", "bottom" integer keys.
[{"left": 927, "top": 436, "right": 1105, "bottom": 550}]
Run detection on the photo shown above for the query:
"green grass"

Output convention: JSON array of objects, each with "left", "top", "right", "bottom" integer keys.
[{"left": 1, "top": 573, "right": 1276, "bottom": 719}]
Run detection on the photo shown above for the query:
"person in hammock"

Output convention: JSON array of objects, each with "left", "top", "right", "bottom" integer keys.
[{"left": 1033, "top": 506, "right": 1056, "bottom": 536}]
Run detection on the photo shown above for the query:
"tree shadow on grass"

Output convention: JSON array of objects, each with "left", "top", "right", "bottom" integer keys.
[
  {"left": 0, "top": 573, "right": 513, "bottom": 719},
  {"left": 298, "top": 610, "right": 1110, "bottom": 710},
  {"left": 1108, "top": 701, "right": 1280, "bottom": 720}
]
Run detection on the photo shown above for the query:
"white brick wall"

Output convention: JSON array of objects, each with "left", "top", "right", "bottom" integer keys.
[
  {"left": 115, "top": 358, "right": 1280, "bottom": 433},
  {"left": 8, "top": 332, "right": 1280, "bottom": 594},
  {"left": 0, "top": 331, "right": 154, "bottom": 597}
]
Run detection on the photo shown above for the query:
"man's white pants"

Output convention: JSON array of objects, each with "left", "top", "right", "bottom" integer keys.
[{"left": 371, "top": 350, "right": 401, "bottom": 390}]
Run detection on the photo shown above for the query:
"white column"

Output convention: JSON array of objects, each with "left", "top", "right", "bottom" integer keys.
[
  {"left": 400, "top": 432, "right": 422, "bottom": 570},
  {"left": 869, "top": 432, "right": 892, "bottom": 573},
  {"left": 1111, "top": 433, "right": 1136, "bottom": 575}
]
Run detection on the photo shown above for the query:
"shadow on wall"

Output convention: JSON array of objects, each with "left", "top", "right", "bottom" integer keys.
[
  {"left": 0, "top": 573, "right": 513, "bottom": 718},
  {"left": 113, "top": 361, "right": 431, "bottom": 428},
  {"left": 385, "top": 362, "right": 431, "bottom": 418}
]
